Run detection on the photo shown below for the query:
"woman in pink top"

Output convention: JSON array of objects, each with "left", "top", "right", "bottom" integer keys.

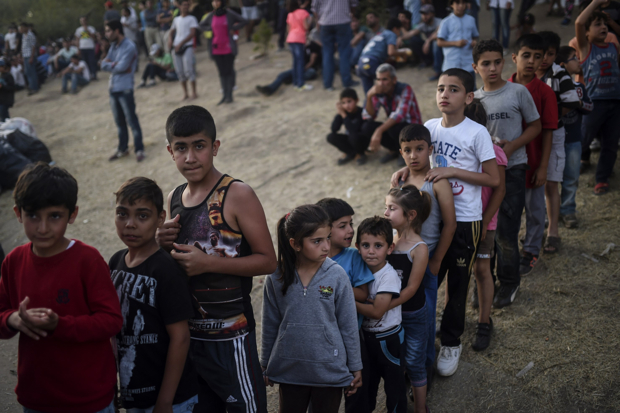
[
  {"left": 286, "top": 0, "right": 312, "bottom": 90},
  {"left": 200, "top": 0, "right": 248, "bottom": 104}
]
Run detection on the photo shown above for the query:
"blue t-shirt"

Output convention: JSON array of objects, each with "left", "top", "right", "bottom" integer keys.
[
  {"left": 332, "top": 247, "right": 375, "bottom": 329},
  {"left": 361, "top": 29, "right": 398, "bottom": 63},
  {"left": 437, "top": 13, "right": 478, "bottom": 71},
  {"left": 582, "top": 42, "right": 620, "bottom": 100}
]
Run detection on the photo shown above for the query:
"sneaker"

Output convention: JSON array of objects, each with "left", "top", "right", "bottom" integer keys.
[
  {"left": 147, "top": 80, "right": 156, "bottom": 87},
  {"left": 493, "top": 284, "right": 519, "bottom": 308},
  {"left": 590, "top": 138, "right": 601, "bottom": 151},
  {"left": 256, "top": 85, "right": 273, "bottom": 96},
  {"left": 108, "top": 150, "right": 129, "bottom": 161},
  {"left": 298, "top": 84, "right": 313, "bottom": 91},
  {"left": 561, "top": 213, "right": 578, "bottom": 228},
  {"left": 471, "top": 281, "right": 479, "bottom": 309},
  {"left": 471, "top": 318, "right": 493, "bottom": 351},
  {"left": 436, "top": 344, "right": 462, "bottom": 376},
  {"left": 380, "top": 152, "right": 399, "bottom": 164},
  {"left": 337, "top": 153, "right": 355, "bottom": 166},
  {"left": 345, "top": 80, "right": 360, "bottom": 87},
  {"left": 356, "top": 153, "right": 367, "bottom": 165},
  {"left": 137, "top": 81, "right": 147, "bottom": 88},
  {"left": 136, "top": 150, "right": 146, "bottom": 162},
  {"left": 519, "top": 252, "right": 538, "bottom": 276},
  {"left": 561, "top": 17, "right": 571, "bottom": 25}
]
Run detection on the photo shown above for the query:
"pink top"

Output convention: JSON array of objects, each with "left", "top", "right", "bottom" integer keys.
[
  {"left": 212, "top": 14, "right": 232, "bottom": 55},
  {"left": 286, "top": 9, "right": 310, "bottom": 44},
  {"left": 481, "top": 144, "right": 508, "bottom": 231}
]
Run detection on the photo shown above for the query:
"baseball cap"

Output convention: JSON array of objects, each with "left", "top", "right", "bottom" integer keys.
[
  {"left": 150, "top": 43, "right": 161, "bottom": 56},
  {"left": 105, "top": 1, "right": 114, "bottom": 8},
  {"left": 420, "top": 4, "right": 435, "bottom": 14}
]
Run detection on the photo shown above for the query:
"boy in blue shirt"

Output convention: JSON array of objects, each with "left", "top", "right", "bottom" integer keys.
[{"left": 437, "top": 0, "right": 479, "bottom": 85}]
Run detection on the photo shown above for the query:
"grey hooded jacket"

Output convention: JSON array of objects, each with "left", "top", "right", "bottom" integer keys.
[{"left": 261, "top": 258, "right": 362, "bottom": 387}]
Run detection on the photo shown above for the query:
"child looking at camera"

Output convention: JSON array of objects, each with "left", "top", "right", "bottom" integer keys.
[{"left": 327, "top": 88, "right": 366, "bottom": 166}]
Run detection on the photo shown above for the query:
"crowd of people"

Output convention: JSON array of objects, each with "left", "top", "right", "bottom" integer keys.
[{"left": 0, "top": 0, "right": 619, "bottom": 412}]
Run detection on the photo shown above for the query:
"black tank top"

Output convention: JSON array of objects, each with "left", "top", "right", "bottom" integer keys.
[
  {"left": 170, "top": 175, "right": 254, "bottom": 341},
  {"left": 387, "top": 242, "right": 426, "bottom": 312}
]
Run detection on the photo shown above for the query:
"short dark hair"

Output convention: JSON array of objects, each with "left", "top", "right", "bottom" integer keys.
[
  {"left": 340, "top": 87, "right": 358, "bottom": 101},
  {"left": 586, "top": 11, "right": 608, "bottom": 30},
  {"left": 14, "top": 162, "right": 78, "bottom": 215},
  {"left": 115, "top": 177, "right": 164, "bottom": 214},
  {"left": 286, "top": 0, "right": 300, "bottom": 12},
  {"left": 387, "top": 18, "right": 402, "bottom": 31},
  {"left": 514, "top": 33, "right": 546, "bottom": 54},
  {"left": 520, "top": 12, "right": 535, "bottom": 26},
  {"left": 538, "top": 31, "right": 561, "bottom": 53},
  {"left": 449, "top": 0, "right": 469, "bottom": 5},
  {"left": 464, "top": 99, "right": 487, "bottom": 127},
  {"left": 473, "top": 39, "right": 503, "bottom": 63},
  {"left": 399, "top": 124, "right": 432, "bottom": 147},
  {"left": 356, "top": 216, "right": 393, "bottom": 246},
  {"left": 165, "top": 105, "right": 217, "bottom": 144},
  {"left": 439, "top": 68, "right": 475, "bottom": 93},
  {"left": 70, "top": 54, "right": 80, "bottom": 60},
  {"left": 106, "top": 20, "right": 124, "bottom": 35},
  {"left": 367, "top": 11, "right": 379, "bottom": 17},
  {"left": 556, "top": 46, "right": 576, "bottom": 64},
  {"left": 399, "top": 10, "right": 412, "bottom": 22},
  {"left": 316, "top": 198, "right": 355, "bottom": 222}
]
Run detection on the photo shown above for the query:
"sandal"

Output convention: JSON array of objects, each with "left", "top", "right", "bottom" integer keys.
[
  {"left": 544, "top": 236, "right": 561, "bottom": 254},
  {"left": 594, "top": 182, "right": 609, "bottom": 196}
]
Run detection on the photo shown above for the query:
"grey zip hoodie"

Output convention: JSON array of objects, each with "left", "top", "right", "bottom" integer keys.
[{"left": 261, "top": 258, "right": 362, "bottom": 387}]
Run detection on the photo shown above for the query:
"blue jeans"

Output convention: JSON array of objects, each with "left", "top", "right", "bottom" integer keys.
[
  {"left": 266, "top": 68, "right": 317, "bottom": 93},
  {"left": 289, "top": 42, "right": 305, "bottom": 87},
  {"left": 62, "top": 72, "right": 89, "bottom": 93},
  {"left": 0, "top": 104, "right": 9, "bottom": 122},
  {"left": 80, "top": 48, "right": 98, "bottom": 80},
  {"left": 411, "top": 36, "right": 443, "bottom": 75},
  {"left": 109, "top": 90, "right": 144, "bottom": 153},
  {"left": 422, "top": 249, "right": 437, "bottom": 369},
  {"left": 320, "top": 23, "right": 353, "bottom": 88},
  {"left": 581, "top": 99, "right": 620, "bottom": 184},
  {"left": 491, "top": 8, "right": 512, "bottom": 49},
  {"left": 24, "top": 57, "right": 39, "bottom": 91},
  {"left": 357, "top": 56, "right": 381, "bottom": 95},
  {"left": 467, "top": 0, "right": 480, "bottom": 29},
  {"left": 24, "top": 399, "right": 115, "bottom": 413},
  {"left": 406, "top": 0, "right": 422, "bottom": 26},
  {"left": 560, "top": 141, "right": 582, "bottom": 216},
  {"left": 127, "top": 395, "right": 198, "bottom": 413},
  {"left": 401, "top": 304, "right": 428, "bottom": 388}
]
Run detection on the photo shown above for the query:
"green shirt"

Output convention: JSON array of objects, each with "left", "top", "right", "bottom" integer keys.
[{"left": 155, "top": 53, "right": 173, "bottom": 69}]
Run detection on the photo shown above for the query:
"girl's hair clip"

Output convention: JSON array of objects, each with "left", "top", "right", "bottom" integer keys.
[{"left": 285, "top": 212, "right": 291, "bottom": 220}]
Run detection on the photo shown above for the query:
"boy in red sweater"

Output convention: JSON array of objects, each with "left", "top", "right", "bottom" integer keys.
[{"left": 0, "top": 162, "right": 123, "bottom": 413}]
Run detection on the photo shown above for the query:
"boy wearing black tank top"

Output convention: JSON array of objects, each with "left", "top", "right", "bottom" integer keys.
[{"left": 156, "top": 106, "right": 277, "bottom": 413}]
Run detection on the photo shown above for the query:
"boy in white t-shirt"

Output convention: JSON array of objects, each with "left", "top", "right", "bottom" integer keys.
[
  {"left": 168, "top": 0, "right": 199, "bottom": 100},
  {"left": 61, "top": 55, "right": 90, "bottom": 94},
  {"left": 355, "top": 216, "right": 407, "bottom": 413}
]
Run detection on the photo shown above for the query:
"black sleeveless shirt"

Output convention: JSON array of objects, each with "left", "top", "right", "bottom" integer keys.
[
  {"left": 170, "top": 175, "right": 254, "bottom": 341},
  {"left": 387, "top": 242, "right": 427, "bottom": 312}
]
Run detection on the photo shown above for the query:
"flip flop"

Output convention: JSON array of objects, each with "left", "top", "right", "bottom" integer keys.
[
  {"left": 593, "top": 183, "right": 609, "bottom": 196},
  {"left": 544, "top": 236, "right": 561, "bottom": 254}
]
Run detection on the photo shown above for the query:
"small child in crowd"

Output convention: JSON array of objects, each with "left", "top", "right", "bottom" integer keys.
[
  {"left": 355, "top": 216, "right": 407, "bottom": 413},
  {"left": 576, "top": 0, "right": 620, "bottom": 195},
  {"left": 437, "top": 0, "right": 479, "bottom": 84},
  {"left": 0, "top": 58, "right": 16, "bottom": 122},
  {"left": 110, "top": 177, "right": 198, "bottom": 413},
  {"left": 463, "top": 100, "right": 507, "bottom": 351},
  {"left": 536, "top": 31, "right": 580, "bottom": 254},
  {"left": 261, "top": 204, "right": 362, "bottom": 413},
  {"left": 327, "top": 88, "right": 366, "bottom": 165},
  {"left": 384, "top": 185, "right": 431, "bottom": 413},
  {"left": 286, "top": 0, "right": 313, "bottom": 91},
  {"left": 0, "top": 163, "right": 122, "bottom": 413},
  {"left": 394, "top": 124, "right": 456, "bottom": 379},
  {"left": 556, "top": 46, "right": 593, "bottom": 227}
]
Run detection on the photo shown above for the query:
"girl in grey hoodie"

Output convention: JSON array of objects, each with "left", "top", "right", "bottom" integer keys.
[{"left": 261, "top": 204, "right": 363, "bottom": 413}]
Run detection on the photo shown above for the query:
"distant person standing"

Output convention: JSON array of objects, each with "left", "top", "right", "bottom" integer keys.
[
  {"left": 19, "top": 22, "right": 38, "bottom": 95},
  {"left": 75, "top": 16, "right": 99, "bottom": 80},
  {"left": 5, "top": 25, "right": 19, "bottom": 57},
  {"left": 169, "top": 0, "right": 200, "bottom": 101},
  {"left": 158, "top": 0, "right": 175, "bottom": 53},
  {"left": 144, "top": 0, "right": 163, "bottom": 52},
  {"left": 121, "top": 7, "right": 140, "bottom": 45},
  {"left": 241, "top": 0, "right": 260, "bottom": 42},
  {"left": 101, "top": 20, "right": 145, "bottom": 163},
  {"left": 104, "top": 1, "right": 122, "bottom": 24},
  {"left": 312, "top": 0, "right": 359, "bottom": 90}
]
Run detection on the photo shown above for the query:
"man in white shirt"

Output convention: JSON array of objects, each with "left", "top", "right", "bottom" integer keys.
[
  {"left": 53, "top": 39, "right": 78, "bottom": 74},
  {"left": 74, "top": 16, "right": 98, "bottom": 80},
  {"left": 168, "top": 0, "right": 199, "bottom": 100},
  {"left": 4, "top": 25, "right": 19, "bottom": 57},
  {"left": 61, "top": 55, "right": 90, "bottom": 94}
]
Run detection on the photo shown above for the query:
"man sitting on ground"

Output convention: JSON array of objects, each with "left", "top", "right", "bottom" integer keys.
[
  {"left": 138, "top": 43, "right": 177, "bottom": 88},
  {"left": 53, "top": 39, "right": 79, "bottom": 75},
  {"left": 399, "top": 4, "right": 443, "bottom": 80},
  {"left": 363, "top": 63, "right": 422, "bottom": 164},
  {"left": 61, "top": 55, "right": 90, "bottom": 94}
]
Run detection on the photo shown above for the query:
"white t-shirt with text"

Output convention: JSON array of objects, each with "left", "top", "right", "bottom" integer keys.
[
  {"left": 171, "top": 15, "right": 199, "bottom": 47},
  {"left": 425, "top": 117, "right": 496, "bottom": 222},
  {"left": 75, "top": 26, "right": 97, "bottom": 49},
  {"left": 362, "top": 262, "right": 402, "bottom": 333}
]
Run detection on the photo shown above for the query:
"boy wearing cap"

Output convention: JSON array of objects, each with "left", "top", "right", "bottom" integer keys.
[
  {"left": 400, "top": 5, "right": 444, "bottom": 80},
  {"left": 0, "top": 58, "right": 16, "bottom": 121},
  {"left": 139, "top": 43, "right": 177, "bottom": 88}
]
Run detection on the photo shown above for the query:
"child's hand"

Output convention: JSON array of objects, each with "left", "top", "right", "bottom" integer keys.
[
  {"left": 457, "top": 39, "right": 468, "bottom": 48},
  {"left": 531, "top": 166, "right": 547, "bottom": 188},
  {"left": 390, "top": 167, "right": 410, "bottom": 187},
  {"left": 345, "top": 370, "right": 362, "bottom": 396},
  {"left": 425, "top": 167, "right": 455, "bottom": 183},
  {"left": 156, "top": 214, "right": 181, "bottom": 249},
  {"left": 470, "top": 40, "right": 477, "bottom": 49},
  {"left": 336, "top": 101, "right": 346, "bottom": 117},
  {"left": 262, "top": 366, "right": 274, "bottom": 387},
  {"left": 480, "top": 227, "right": 488, "bottom": 242},
  {"left": 19, "top": 298, "right": 59, "bottom": 332},
  {"left": 428, "top": 257, "right": 441, "bottom": 276},
  {"left": 171, "top": 243, "right": 210, "bottom": 276},
  {"left": 368, "top": 130, "right": 383, "bottom": 152},
  {"left": 7, "top": 309, "right": 47, "bottom": 340},
  {"left": 497, "top": 139, "right": 515, "bottom": 159}
]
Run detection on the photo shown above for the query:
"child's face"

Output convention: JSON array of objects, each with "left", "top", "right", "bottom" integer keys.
[
  {"left": 340, "top": 97, "right": 357, "bottom": 113},
  {"left": 400, "top": 140, "right": 432, "bottom": 171},
  {"left": 451, "top": 0, "right": 467, "bottom": 16},
  {"left": 384, "top": 196, "right": 414, "bottom": 231},
  {"left": 512, "top": 47, "right": 544, "bottom": 77},
  {"left": 115, "top": 198, "right": 165, "bottom": 250},
  {"left": 436, "top": 75, "right": 473, "bottom": 115},
  {"left": 14, "top": 205, "right": 78, "bottom": 257},
  {"left": 167, "top": 133, "right": 220, "bottom": 184},
  {"left": 538, "top": 47, "right": 556, "bottom": 72},
  {"left": 473, "top": 51, "right": 504, "bottom": 85},
  {"left": 587, "top": 18, "right": 609, "bottom": 43},
  {"left": 357, "top": 233, "right": 394, "bottom": 273},
  {"left": 295, "top": 225, "right": 331, "bottom": 264},
  {"left": 330, "top": 215, "right": 354, "bottom": 250},
  {"left": 562, "top": 51, "right": 581, "bottom": 75}
]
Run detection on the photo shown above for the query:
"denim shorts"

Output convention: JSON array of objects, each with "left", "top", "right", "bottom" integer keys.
[
  {"left": 23, "top": 399, "right": 115, "bottom": 413},
  {"left": 401, "top": 303, "right": 428, "bottom": 388},
  {"left": 126, "top": 394, "right": 198, "bottom": 413}
]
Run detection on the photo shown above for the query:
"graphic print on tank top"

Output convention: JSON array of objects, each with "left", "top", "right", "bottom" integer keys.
[{"left": 171, "top": 175, "right": 254, "bottom": 341}]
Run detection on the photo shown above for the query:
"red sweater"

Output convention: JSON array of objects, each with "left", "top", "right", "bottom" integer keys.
[{"left": 0, "top": 241, "right": 123, "bottom": 413}]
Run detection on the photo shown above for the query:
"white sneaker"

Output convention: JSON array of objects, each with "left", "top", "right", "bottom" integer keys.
[
  {"left": 147, "top": 80, "right": 156, "bottom": 87},
  {"left": 297, "top": 84, "right": 313, "bottom": 91},
  {"left": 436, "top": 344, "right": 462, "bottom": 376},
  {"left": 589, "top": 138, "right": 601, "bottom": 151}
]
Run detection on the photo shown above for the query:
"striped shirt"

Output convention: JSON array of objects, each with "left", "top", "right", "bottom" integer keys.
[
  {"left": 21, "top": 30, "right": 37, "bottom": 58},
  {"left": 363, "top": 82, "right": 423, "bottom": 125},
  {"left": 312, "top": 0, "right": 358, "bottom": 26},
  {"left": 540, "top": 63, "right": 580, "bottom": 128}
]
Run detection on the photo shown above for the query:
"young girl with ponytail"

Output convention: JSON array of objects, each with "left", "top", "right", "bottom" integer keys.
[{"left": 260, "top": 204, "right": 362, "bottom": 413}]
